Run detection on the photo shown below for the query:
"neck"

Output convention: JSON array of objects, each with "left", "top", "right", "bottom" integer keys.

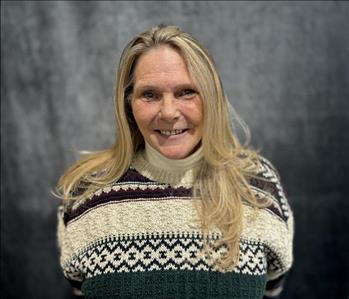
[
  {"left": 131, "top": 143, "right": 203, "bottom": 187},
  {"left": 145, "top": 142, "right": 203, "bottom": 172}
]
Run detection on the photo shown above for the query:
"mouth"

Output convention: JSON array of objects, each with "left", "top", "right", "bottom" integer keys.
[{"left": 155, "top": 129, "right": 189, "bottom": 136}]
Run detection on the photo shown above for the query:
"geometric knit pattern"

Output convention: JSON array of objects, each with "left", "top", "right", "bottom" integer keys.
[
  {"left": 57, "top": 152, "right": 294, "bottom": 299},
  {"left": 63, "top": 235, "right": 267, "bottom": 279}
]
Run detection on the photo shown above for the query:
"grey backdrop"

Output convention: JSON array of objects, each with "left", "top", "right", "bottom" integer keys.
[{"left": 2, "top": 1, "right": 348, "bottom": 299}]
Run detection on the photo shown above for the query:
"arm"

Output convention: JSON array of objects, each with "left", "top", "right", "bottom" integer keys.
[
  {"left": 253, "top": 156, "right": 295, "bottom": 298},
  {"left": 264, "top": 274, "right": 287, "bottom": 298},
  {"left": 57, "top": 204, "right": 84, "bottom": 296}
]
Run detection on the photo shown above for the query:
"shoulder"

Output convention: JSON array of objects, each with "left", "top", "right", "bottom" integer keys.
[
  {"left": 245, "top": 155, "right": 294, "bottom": 279},
  {"left": 248, "top": 155, "right": 292, "bottom": 223},
  {"left": 253, "top": 155, "right": 283, "bottom": 184},
  {"left": 60, "top": 166, "right": 166, "bottom": 226}
]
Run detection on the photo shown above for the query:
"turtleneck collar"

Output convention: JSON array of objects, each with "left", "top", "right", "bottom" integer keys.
[
  {"left": 131, "top": 142, "right": 203, "bottom": 188},
  {"left": 144, "top": 142, "right": 203, "bottom": 172}
]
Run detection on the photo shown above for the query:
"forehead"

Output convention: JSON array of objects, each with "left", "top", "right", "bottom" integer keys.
[{"left": 133, "top": 45, "right": 194, "bottom": 88}]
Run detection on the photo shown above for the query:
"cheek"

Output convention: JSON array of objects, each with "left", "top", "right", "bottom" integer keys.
[
  {"left": 189, "top": 102, "right": 204, "bottom": 127},
  {"left": 131, "top": 102, "right": 155, "bottom": 129},
  {"left": 131, "top": 105, "right": 143, "bottom": 125},
  {"left": 196, "top": 109, "right": 204, "bottom": 126}
]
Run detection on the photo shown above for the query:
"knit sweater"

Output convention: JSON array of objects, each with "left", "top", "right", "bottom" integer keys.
[{"left": 57, "top": 145, "right": 294, "bottom": 299}]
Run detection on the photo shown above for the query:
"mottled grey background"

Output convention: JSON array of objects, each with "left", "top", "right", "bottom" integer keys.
[{"left": 1, "top": 1, "right": 348, "bottom": 298}]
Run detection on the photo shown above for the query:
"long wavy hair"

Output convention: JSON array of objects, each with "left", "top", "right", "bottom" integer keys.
[{"left": 55, "top": 24, "right": 269, "bottom": 270}]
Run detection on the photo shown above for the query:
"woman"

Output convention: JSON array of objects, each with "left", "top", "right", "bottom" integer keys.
[{"left": 56, "top": 25, "right": 294, "bottom": 299}]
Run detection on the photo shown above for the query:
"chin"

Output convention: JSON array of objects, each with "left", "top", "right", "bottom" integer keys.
[
  {"left": 159, "top": 148, "right": 192, "bottom": 160},
  {"left": 161, "top": 151, "right": 188, "bottom": 160}
]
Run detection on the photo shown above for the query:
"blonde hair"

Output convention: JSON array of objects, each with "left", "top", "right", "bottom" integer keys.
[{"left": 55, "top": 24, "right": 269, "bottom": 270}]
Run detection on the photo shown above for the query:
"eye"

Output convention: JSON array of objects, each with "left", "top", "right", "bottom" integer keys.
[
  {"left": 178, "top": 89, "right": 197, "bottom": 99},
  {"left": 141, "top": 90, "right": 158, "bottom": 101}
]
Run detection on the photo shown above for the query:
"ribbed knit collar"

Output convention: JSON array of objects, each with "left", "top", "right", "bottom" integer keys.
[
  {"left": 145, "top": 142, "right": 203, "bottom": 172},
  {"left": 131, "top": 142, "right": 203, "bottom": 188}
]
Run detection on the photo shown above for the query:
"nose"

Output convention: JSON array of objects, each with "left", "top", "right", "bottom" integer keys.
[{"left": 158, "top": 94, "right": 180, "bottom": 122}]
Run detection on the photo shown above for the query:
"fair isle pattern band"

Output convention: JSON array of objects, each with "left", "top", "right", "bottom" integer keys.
[
  {"left": 62, "top": 234, "right": 267, "bottom": 280},
  {"left": 59, "top": 199, "right": 292, "bottom": 271},
  {"left": 66, "top": 155, "right": 290, "bottom": 225}
]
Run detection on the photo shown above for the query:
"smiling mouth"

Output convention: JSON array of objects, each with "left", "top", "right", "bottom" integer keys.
[{"left": 156, "top": 129, "right": 188, "bottom": 136}]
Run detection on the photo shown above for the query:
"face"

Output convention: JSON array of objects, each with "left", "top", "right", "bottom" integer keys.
[{"left": 131, "top": 45, "right": 203, "bottom": 159}]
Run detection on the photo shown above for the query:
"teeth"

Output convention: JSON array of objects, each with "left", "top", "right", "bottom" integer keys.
[{"left": 160, "top": 129, "right": 184, "bottom": 136}]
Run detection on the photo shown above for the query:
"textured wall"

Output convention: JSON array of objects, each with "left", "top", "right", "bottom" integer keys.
[{"left": 2, "top": 1, "right": 348, "bottom": 298}]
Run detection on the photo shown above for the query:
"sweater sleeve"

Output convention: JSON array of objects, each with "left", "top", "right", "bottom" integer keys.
[
  {"left": 57, "top": 204, "right": 84, "bottom": 296},
  {"left": 251, "top": 156, "right": 295, "bottom": 298}
]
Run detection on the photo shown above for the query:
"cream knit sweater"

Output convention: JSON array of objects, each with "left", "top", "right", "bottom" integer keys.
[{"left": 57, "top": 144, "right": 294, "bottom": 298}]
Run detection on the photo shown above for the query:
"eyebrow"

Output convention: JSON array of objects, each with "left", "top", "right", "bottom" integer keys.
[{"left": 134, "top": 83, "right": 197, "bottom": 92}]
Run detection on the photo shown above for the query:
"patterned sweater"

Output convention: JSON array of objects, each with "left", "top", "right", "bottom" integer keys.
[{"left": 57, "top": 146, "right": 294, "bottom": 299}]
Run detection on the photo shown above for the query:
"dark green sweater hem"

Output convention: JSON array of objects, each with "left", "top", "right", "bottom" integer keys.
[{"left": 81, "top": 270, "right": 267, "bottom": 299}]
